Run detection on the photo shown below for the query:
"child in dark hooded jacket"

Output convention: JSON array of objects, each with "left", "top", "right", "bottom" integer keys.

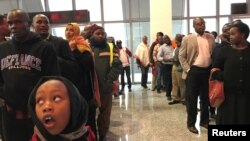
[{"left": 28, "top": 76, "right": 92, "bottom": 141}]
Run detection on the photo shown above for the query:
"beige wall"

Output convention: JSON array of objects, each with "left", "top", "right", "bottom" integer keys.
[{"left": 150, "top": 0, "right": 172, "bottom": 42}]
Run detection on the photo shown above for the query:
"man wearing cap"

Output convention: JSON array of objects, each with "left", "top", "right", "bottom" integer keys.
[
  {"left": 117, "top": 40, "right": 132, "bottom": 92},
  {"left": 88, "top": 24, "right": 122, "bottom": 141}
]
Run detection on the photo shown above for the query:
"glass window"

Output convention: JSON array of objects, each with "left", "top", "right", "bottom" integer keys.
[
  {"left": 131, "top": 0, "right": 150, "bottom": 19},
  {"left": 51, "top": 27, "right": 67, "bottom": 39},
  {"left": 48, "top": 0, "right": 72, "bottom": 11},
  {"left": 189, "top": 18, "right": 216, "bottom": 34},
  {"left": 104, "top": 23, "right": 130, "bottom": 48},
  {"left": 219, "top": 17, "right": 229, "bottom": 35},
  {"left": 40, "top": 0, "right": 45, "bottom": 11},
  {"left": 220, "top": 0, "right": 246, "bottom": 15},
  {"left": 75, "top": 0, "right": 101, "bottom": 22},
  {"left": 104, "top": 23, "right": 134, "bottom": 83},
  {"left": 172, "top": 0, "right": 187, "bottom": 17},
  {"left": 23, "top": 0, "right": 44, "bottom": 12},
  {"left": 172, "top": 20, "right": 188, "bottom": 37},
  {"left": 103, "top": 0, "right": 123, "bottom": 21},
  {"left": 190, "top": 0, "right": 216, "bottom": 17},
  {"left": 132, "top": 22, "right": 151, "bottom": 82}
]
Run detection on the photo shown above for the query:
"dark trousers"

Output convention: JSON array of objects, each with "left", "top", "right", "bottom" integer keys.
[
  {"left": 0, "top": 109, "right": 4, "bottom": 141},
  {"left": 140, "top": 65, "right": 149, "bottom": 87},
  {"left": 162, "top": 64, "right": 173, "bottom": 97},
  {"left": 120, "top": 66, "right": 132, "bottom": 89},
  {"left": 97, "top": 92, "right": 113, "bottom": 137},
  {"left": 87, "top": 100, "right": 97, "bottom": 139},
  {"left": 1, "top": 107, "right": 33, "bottom": 141},
  {"left": 185, "top": 66, "right": 210, "bottom": 127}
]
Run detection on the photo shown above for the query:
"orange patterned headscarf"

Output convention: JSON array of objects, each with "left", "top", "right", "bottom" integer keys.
[
  {"left": 68, "top": 23, "right": 80, "bottom": 37},
  {"left": 66, "top": 22, "right": 91, "bottom": 53}
]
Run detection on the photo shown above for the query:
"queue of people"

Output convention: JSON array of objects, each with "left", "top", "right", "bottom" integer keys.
[{"left": 0, "top": 8, "right": 250, "bottom": 141}]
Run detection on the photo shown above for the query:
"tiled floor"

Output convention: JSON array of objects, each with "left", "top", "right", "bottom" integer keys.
[{"left": 105, "top": 84, "right": 211, "bottom": 141}]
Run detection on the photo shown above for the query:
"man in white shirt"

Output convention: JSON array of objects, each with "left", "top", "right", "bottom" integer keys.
[{"left": 134, "top": 36, "right": 150, "bottom": 89}]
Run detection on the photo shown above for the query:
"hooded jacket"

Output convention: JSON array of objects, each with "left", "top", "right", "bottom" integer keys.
[
  {"left": 28, "top": 76, "right": 89, "bottom": 141},
  {"left": 0, "top": 32, "right": 60, "bottom": 111},
  {"left": 89, "top": 37, "right": 122, "bottom": 95}
]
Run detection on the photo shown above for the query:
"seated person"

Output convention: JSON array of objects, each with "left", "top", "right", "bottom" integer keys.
[{"left": 28, "top": 76, "right": 90, "bottom": 141}]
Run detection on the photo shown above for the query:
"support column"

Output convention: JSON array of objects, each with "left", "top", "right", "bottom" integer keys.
[{"left": 150, "top": 0, "right": 172, "bottom": 41}]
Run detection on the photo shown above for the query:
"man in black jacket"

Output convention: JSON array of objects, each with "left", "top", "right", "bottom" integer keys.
[
  {"left": 0, "top": 14, "right": 10, "bottom": 141},
  {"left": 32, "top": 14, "right": 79, "bottom": 86},
  {"left": 0, "top": 9, "right": 60, "bottom": 141}
]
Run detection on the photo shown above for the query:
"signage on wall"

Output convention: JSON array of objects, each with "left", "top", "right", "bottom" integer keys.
[
  {"left": 29, "top": 10, "right": 90, "bottom": 24},
  {"left": 231, "top": 3, "right": 247, "bottom": 14}
]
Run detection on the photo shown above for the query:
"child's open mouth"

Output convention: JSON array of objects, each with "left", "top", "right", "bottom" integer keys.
[{"left": 43, "top": 116, "right": 56, "bottom": 129}]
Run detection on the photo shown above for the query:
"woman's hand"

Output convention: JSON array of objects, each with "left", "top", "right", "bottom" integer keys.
[{"left": 69, "top": 40, "right": 77, "bottom": 51}]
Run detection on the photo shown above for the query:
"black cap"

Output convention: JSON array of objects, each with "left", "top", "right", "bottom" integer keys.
[{"left": 116, "top": 40, "right": 122, "bottom": 44}]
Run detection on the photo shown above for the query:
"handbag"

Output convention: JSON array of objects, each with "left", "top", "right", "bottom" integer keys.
[
  {"left": 176, "top": 64, "right": 183, "bottom": 72},
  {"left": 209, "top": 69, "right": 225, "bottom": 107}
]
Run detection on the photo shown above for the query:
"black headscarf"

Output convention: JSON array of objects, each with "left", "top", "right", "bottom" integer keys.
[{"left": 28, "top": 76, "right": 88, "bottom": 141}]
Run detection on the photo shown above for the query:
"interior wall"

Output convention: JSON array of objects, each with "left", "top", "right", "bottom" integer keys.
[
  {"left": 0, "top": 0, "right": 19, "bottom": 14},
  {"left": 0, "top": 0, "right": 43, "bottom": 15}
]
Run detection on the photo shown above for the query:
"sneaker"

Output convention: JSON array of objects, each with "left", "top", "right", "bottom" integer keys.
[
  {"left": 141, "top": 85, "right": 149, "bottom": 90},
  {"left": 114, "top": 93, "right": 118, "bottom": 97},
  {"left": 118, "top": 91, "right": 122, "bottom": 94},
  {"left": 167, "top": 96, "right": 172, "bottom": 101},
  {"left": 157, "top": 89, "right": 161, "bottom": 93},
  {"left": 210, "top": 113, "right": 216, "bottom": 119},
  {"left": 181, "top": 101, "right": 186, "bottom": 105},
  {"left": 188, "top": 126, "right": 199, "bottom": 134},
  {"left": 168, "top": 100, "right": 180, "bottom": 105},
  {"left": 152, "top": 87, "right": 156, "bottom": 91},
  {"left": 119, "top": 91, "right": 124, "bottom": 95}
]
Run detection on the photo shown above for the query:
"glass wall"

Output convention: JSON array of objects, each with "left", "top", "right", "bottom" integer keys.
[
  {"left": 48, "top": 0, "right": 72, "bottom": 11},
  {"left": 103, "top": 0, "right": 124, "bottom": 21},
  {"left": 190, "top": 0, "right": 216, "bottom": 17},
  {"left": 220, "top": 0, "right": 246, "bottom": 15},
  {"left": 131, "top": 22, "right": 150, "bottom": 82},
  {"left": 172, "top": 20, "right": 188, "bottom": 37},
  {"left": 38, "top": 0, "right": 249, "bottom": 83}
]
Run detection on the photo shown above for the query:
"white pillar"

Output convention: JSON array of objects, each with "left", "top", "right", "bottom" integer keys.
[{"left": 150, "top": 0, "right": 172, "bottom": 42}]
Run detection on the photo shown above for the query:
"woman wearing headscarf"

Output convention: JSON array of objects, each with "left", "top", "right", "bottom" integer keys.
[{"left": 65, "top": 23, "right": 101, "bottom": 138}]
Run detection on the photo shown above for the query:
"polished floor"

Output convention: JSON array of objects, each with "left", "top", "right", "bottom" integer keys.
[{"left": 106, "top": 84, "right": 211, "bottom": 141}]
